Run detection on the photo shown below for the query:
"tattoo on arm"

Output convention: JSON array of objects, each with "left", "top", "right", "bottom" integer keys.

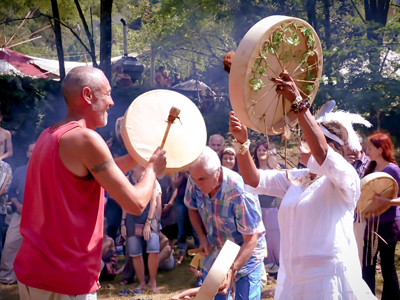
[{"left": 90, "top": 158, "right": 113, "bottom": 174}]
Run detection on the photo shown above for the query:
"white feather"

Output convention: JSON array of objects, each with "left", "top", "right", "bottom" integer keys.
[{"left": 316, "top": 110, "right": 372, "bottom": 152}]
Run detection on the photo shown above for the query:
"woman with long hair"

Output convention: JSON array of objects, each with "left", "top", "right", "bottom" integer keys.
[
  {"left": 362, "top": 132, "right": 400, "bottom": 299},
  {"left": 253, "top": 142, "right": 282, "bottom": 278}
]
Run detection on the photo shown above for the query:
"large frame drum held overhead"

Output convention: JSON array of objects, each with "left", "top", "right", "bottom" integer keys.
[
  {"left": 229, "top": 15, "right": 323, "bottom": 135},
  {"left": 119, "top": 89, "right": 207, "bottom": 175}
]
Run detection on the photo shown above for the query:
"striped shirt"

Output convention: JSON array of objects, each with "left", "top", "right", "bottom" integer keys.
[{"left": 184, "top": 167, "right": 266, "bottom": 279}]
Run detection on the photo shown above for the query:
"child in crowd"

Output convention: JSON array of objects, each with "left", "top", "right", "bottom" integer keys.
[{"left": 188, "top": 253, "right": 204, "bottom": 287}]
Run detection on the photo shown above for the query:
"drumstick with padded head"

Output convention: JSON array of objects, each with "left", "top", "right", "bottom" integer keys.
[{"left": 160, "top": 106, "right": 181, "bottom": 150}]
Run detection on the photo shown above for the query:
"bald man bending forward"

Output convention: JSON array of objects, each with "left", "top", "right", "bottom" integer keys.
[{"left": 14, "top": 66, "right": 166, "bottom": 300}]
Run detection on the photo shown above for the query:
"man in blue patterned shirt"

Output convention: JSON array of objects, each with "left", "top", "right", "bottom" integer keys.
[{"left": 184, "top": 147, "right": 266, "bottom": 300}]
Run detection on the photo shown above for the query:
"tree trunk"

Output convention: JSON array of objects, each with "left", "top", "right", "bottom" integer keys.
[
  {"left": 100, "top": 0, "right": 113, "bottom": 80},
  {"left": 150, "top": 46, "right": 155, "bottom": 87},
  {"left": 74, "top": 0, "right": 98, "bottom": 68},
  {"left": 323, "top": 0, "right": 331, "bottom": 50},
  {"left": 306, "top": 0, "right": 318, "bottom": 34},
  {"left": 364, "top": 0, "right": 390, "bottom": 73},
  {"left": 51, "top": 0, "right": 65, "bottom": 81}
]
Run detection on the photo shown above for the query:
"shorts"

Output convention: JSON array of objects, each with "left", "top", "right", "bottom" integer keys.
[
  {"left": 158, "top": 251, "right": 175, "bottom": 271},
  {"left": 18, "top": 282, "right": 97, "bottom": 300},
  {"left": 127, "top": 232, "right": 160, "bottom": 257}
]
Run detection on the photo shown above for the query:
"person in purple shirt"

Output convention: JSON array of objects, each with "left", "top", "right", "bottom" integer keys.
[
  {"left": 0, "top": 142, "right": 35, "bottom": 284},
  {"left": 362, "top": 132, "right": 400, "bottom": 299}
]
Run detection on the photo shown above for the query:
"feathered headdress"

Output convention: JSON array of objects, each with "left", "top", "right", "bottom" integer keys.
[{"left": 316, "top": 110, "right": 372, "bottom": 152}]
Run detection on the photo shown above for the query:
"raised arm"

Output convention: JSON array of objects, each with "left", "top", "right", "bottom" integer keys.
[
  {"left": 229, "top": 112, "right": 260, "bottom": 187},
  {"left": 272, "top": 72, "right": 328, "bottom": 166},
  {"left": 59, "top": 128, "right": 166, "bottom": 215}
]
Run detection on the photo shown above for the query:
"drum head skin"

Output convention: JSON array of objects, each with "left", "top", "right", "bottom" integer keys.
[
  {"left": 121, "top": 89, "right": 207, "bottom": 175},
  {"left": 230, "top": 15, "right": 323, "bottom": 135},
  {"left": 357, "top": 172, "right": 399, "bottom": 218},
  {"left": 194, "top": 240, "right": 240, "bottom": 300}
]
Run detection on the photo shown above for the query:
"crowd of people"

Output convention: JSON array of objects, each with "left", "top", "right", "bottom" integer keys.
[{"left": 0, "top": 66, "right": 400, "bottom": 300}]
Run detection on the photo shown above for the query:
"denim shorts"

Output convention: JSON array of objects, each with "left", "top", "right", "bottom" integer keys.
[{"left": 127, "top": 232, "right": 160, "bottom": 257}]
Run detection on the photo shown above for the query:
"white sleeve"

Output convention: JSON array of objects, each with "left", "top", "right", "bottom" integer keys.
[
  {"left": 156, "top": 180, "right": 162, "bottom": 195},
  {"left": 245, "top": 169, "right": 291, "bottom": 198},
  {"left": 307, "top": 146, "right": 360, "bottom": 203}
]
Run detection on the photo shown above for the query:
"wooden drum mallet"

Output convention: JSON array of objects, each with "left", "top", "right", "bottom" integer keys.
[{"left": 160, "top": 106, "right": 181, "bottom": 150}]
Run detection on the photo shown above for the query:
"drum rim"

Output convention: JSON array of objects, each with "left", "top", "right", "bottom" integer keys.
[
  {"left": 357, "top": 172, "right": 399, "bottom": 217},
  {"left": 229, "top": 15, "right": 323, "bottom": 135}
]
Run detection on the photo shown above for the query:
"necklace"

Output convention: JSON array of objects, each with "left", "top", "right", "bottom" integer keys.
[{"left": 301, "top": 172, "right": 322, "bottom": 188}]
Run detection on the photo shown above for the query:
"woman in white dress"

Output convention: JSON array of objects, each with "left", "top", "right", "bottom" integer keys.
[{"left": 229, "top": 72, "right": 376, "bottom": 300}]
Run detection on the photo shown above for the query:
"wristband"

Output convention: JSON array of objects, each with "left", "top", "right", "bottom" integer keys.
[
  {"left": 291, "top": 96, "right": 310, "bottom": 113},
  {"left": 232, "top": 139, "right": 250, "bottom": 155}
]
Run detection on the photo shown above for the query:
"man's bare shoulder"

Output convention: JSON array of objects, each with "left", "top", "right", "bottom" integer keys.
[
  {"left": 59, "top": 127, "right": 112, "bottom": 176},
  {"left": 59, "top": 127, "right": 111, "bottom": 164},
  {"left": 60, "top": 127, "right": 105, "bottom": 148},
  {"left": 0, "top": 127, "right": 11, "bottom": 138}
]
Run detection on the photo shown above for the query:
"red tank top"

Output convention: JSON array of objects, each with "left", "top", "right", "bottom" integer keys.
[{"left": 14, "top": 122, "right": 104, "bottom": 294}]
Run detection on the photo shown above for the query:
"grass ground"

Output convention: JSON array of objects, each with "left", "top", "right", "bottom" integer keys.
[{"left": 1, "top": 244, "right": 399, "bottom": 300}]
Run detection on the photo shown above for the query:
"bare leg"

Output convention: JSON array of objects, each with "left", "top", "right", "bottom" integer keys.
[
  {"left": 148, "top": 253, "right": 160, "bottom": 293},
  {"left": 170, "top": 287, "right": 200, "bottom": 299},
  {"left": 132, "top": 256, "right": 146, "bottom": 290},
  {"left": 159, "top": 245, "right": 172, "bottom": 263}
]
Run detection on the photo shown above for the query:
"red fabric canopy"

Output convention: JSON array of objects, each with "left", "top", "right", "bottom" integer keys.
[{"left": 0, "top": 48, "right": 51, "bottom": 78}]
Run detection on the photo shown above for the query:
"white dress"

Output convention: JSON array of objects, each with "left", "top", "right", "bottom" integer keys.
[{"left": 246, "top": 147, "right": 376, "bottom": 300}]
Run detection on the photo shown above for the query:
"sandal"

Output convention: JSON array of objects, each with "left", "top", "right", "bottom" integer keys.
[
  {"left": 118, "top": 289, "right": 130, "bottom": 296},
  {"left": 130, "top": 289, "right": 144, "bottom": 296}
]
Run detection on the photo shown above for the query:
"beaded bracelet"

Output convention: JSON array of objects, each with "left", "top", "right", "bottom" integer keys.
[
  {"left": 291, "top": 96, "right": 310, "bottom": 113},
  {"left": 232, "top": 139, "right": 250, "bottom": 155}
]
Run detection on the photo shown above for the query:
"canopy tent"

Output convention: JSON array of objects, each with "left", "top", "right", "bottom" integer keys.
[
  {"left": 29, "top": 52, "right": 139, "bottom": 77},
  {"left": 0, "top": 48, "right": 139, "bottom": 79},
  {"left": 171, "top": 79, "right": 216, "bottom": 96},
  {"left": 0, "top": 48, "right": 55, "bottom": 78}
]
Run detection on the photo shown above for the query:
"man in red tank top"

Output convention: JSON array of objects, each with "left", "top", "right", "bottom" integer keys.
[{"left": 14, "top": 66, "right": 167, "bottom": 300}]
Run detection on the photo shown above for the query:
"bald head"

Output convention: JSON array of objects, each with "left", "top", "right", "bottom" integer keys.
[
  {"left": 61, "top": 66, "right": 107, "bottom": 103},
  {"left": 208, "top": 134, "right": 224, "bottom": 155}
]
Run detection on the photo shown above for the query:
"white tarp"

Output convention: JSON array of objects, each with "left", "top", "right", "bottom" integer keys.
[
  {"left": 172, "top": 79, "right": 216, "bottom": 96},
  {"left": 28, "top": 52, "right": 138, "bottom": 77}
]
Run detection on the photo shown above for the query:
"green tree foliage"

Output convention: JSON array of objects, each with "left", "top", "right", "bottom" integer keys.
[
  {"left": 317, "top": 0, "right": 400, "bottom": 134},
  {"left": 2, "top": 0, "right": 400, "bottom": 147}
]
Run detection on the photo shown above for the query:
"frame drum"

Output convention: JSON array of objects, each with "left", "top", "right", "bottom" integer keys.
[
  {"left": 230, "top": 15, "right": 323, "bottom": 135},
  {"left": 357, "top": 172, "right": 399, "bottom": 218},
  {"left": 194, "top": 240, "right": 240, "bottom": 300},
  {"left": 120, "top": 89, "right": 207, "bottom": 175}
]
